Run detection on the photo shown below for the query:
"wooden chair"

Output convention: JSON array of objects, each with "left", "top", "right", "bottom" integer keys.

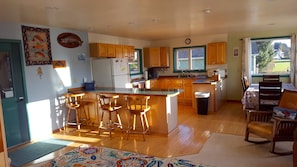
[
  {"left": 97, "top": 94, "right": 123, "bottom": 137},
  {"left": 241, "top": 76, "right": 249, "bottom": 92},
  {"left": 245, "top": 89, "right": 297, "bottom": 155},
  {"left": 263, "top": 75, "right": 280, "bottom": 82},
  {"left": 125, "top": 95, "right": 151, "bottom": 141},
  {"left": 64, "top": 93, "right": 86, "bottom": 130},
  {"left": 258, "top": 81, "right": 282, "bottom": 111}
]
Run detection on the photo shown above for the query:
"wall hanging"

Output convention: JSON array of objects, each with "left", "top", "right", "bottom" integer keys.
[
  {"left": 57, "top": 32, "right": 83, "bottom": 48},
  {"left": 52, "top": 60, "right": 66, "bottom": 68},
  {"left": 22, "top": 25, "right": 52, "bottom": 66}
]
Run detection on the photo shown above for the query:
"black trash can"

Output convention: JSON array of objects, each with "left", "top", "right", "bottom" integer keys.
[{"left": 195, "top": 92, "right": 210, "bottom": 115}]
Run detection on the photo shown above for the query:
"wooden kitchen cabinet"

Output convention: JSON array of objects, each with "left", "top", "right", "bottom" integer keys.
[
  {"left": 149, "top": 77, "right": 194, "bottom": 104},
  {"left": 192, "top": 78, "right": 227, "bottom": 112},
  {"left": 160, "top": 47, "right": 170, "bottom": 67},
  {"left": 89, "top": 43, "right": 134, "bottom": 58},
  {"left": 0, "top": 99, "right": 9, "bottom": 167},
  {"left": 207, "top": 42, "right": 227, "bottom": 65},
  {"left": 122, "top": 45, "right": 135, "bottom": 59},
  {"left": 89, "top": 43, "right": 116, "bottom": 58},
  {"left": 144, "top": 47, "right": 170, "bottom": 67},
  {"left": 115, "top": 45, "right": 123, "bottom": 58}
]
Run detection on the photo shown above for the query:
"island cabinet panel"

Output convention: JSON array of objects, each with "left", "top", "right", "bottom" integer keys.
[
  {"left": 207, "top": 42, "right": 226, "bottom": 65},
  {"left": 0, "top": 99, "right": 9, "bottom": 167},
  {"left": 143, "top": 47, "right": 170, "bottom": 68}
]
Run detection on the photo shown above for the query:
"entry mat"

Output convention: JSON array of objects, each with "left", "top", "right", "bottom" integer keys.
[{"left": 8, "top": 138, "right": 72, "bottom": 167}]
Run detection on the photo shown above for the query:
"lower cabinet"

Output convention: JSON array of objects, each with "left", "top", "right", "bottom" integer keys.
[{"left": 148, "top": 78, "right": 195, "bottom": 104}]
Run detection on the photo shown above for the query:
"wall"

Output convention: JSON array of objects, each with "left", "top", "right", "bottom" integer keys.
[
  {"left": 0, "top": 22, "right": 91, "bottom": 140},
  {"left": 227, "top": 28, "right": 297, "bottom": 101},
  {"left": 88, "top": 33, "right": 151, "bottom": 80}
]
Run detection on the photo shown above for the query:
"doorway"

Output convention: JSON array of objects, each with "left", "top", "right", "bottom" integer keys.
[{"left": 0, "top": 40, "right": 30, "bottom": 148}]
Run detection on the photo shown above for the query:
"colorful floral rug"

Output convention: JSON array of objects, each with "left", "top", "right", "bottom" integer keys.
[{"left": 41, "top": 145, "right": 213, "bottom": 167}]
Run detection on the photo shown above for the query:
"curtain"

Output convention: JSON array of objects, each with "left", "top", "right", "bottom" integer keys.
[
  {"left": 291, "top": 34, "right": 297, "bottom": 87},
  {"left": 242, "top": 38, "right": 252, "bottom": 84}
]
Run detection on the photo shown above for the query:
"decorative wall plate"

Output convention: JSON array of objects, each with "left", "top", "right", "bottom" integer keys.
[{"left": 57, "top": 32, "right": 83, "bottom": 48}]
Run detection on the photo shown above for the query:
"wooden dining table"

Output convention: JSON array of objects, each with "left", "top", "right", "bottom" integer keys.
[{"left": 241, "top": 83, "right": 297, "bottom": 110}]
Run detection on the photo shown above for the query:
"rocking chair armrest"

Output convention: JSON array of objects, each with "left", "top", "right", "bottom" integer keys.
[
  {"left": 271, "top": 117, "right": 297, "bottom": 136},
  {"left": 247, "top": 110, "right": 273, "bottom": 123}
]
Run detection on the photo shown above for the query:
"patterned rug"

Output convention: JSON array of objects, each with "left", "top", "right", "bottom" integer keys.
[{"left": 41, "top": 145, "right": 212, "bottom": 167}]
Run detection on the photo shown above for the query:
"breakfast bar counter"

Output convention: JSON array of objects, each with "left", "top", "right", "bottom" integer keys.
[{"left": 69, "top": 87, "right": 180, "bottom": 135}]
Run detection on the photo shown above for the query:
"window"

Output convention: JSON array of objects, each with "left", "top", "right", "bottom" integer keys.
[
  {"left": 129, "top": 48, "right": 143, "bottom": 75},
  {"left": 173, "top": 46, "right": 206, "bottom": 72},
  {"left": 250, "top": 37, "right": 291, "bottom": 75}
]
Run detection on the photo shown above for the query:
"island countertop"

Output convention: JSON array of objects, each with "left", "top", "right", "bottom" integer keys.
[{"left": 71, "top": 87, "right": 181, "bottom": 97}]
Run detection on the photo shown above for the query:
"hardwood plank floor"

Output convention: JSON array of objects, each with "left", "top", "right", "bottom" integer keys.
[{"left": 18, "top": 101, "right": 246, "bottom": 166}]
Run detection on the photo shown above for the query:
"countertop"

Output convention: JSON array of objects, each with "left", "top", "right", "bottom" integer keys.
[{"left": 71, "top": 87, "right": 181, "bottom": 97}]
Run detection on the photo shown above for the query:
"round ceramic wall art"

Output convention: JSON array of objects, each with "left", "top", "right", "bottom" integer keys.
[{"left": 57, "top": 32, "right": 83, "bottom": 48}]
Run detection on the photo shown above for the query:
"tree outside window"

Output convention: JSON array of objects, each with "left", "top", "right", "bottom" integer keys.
[{"left": 251, "top": 37, "right": 291, "bottom": 75}]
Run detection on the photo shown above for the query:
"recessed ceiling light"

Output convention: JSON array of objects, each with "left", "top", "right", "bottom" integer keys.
[{"left": 203, "top": 9, "right": 212, "bottom": 14}]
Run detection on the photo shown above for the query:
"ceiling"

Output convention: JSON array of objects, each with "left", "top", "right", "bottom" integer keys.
[{"left": 1, "top": 0, "right": 297, "bottom": 41}]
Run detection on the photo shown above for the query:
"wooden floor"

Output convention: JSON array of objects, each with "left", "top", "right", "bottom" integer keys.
[{"left": 18, "top": 101, "right": 247, "bottom": 166}]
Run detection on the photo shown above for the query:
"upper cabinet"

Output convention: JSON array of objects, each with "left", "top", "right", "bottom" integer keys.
[
  {"left": 122, "top": 45, "right": 135, "bottom": 60},
  {"left": 207, "top": 42, "right": 227, "bottom": 65},
  {"left": 89, "top": 43, "right": 134, "bottom": 58},
  {"left": 144, "top": 47, "right": 170, "bottom": 68}
]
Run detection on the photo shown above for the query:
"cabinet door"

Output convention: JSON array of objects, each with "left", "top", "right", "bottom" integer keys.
[
  {"left": 144, "top": 48, "right": 161, "bottom": 67},
  {"left": 216, "top": 42, "right": 226, "bottom": 64},
  {"left": 183, "top": 79, "right": 194, "bottom": 100},
  {"left": 115, "top": 45, "right": 123, "bottom": 58},
  {"left": 122, "top": 45, "right": 135, "bottom": 59},
  {"left": 160, "top": 47, "right": 170, "bottom": 67},
  {"left": 207, "top": 43, "right": 218, "bottom": 65},
  {"left": 106, "top": 44, "right": 116, "bottom": 58}
]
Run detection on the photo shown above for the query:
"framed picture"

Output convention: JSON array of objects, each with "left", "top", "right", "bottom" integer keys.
[
  {"left": 22, "top": 25, "right": 52, "bottom": 66},
  {"left": 233, "top": 47, "right": 239, "bottom": 57},
  {"left": 52, "top": 60, "right": 66, "bottom": 68}
]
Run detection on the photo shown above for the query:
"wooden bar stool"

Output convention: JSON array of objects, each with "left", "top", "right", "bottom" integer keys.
[
  {"left": 98, "top": 94, "right": 123, "bottom": 137},
  {"left": 64, "top": 93, "right": 87, "bottom": 130},
  {"left": 125, "top": 95, "right": 150, "bottom": 141}
]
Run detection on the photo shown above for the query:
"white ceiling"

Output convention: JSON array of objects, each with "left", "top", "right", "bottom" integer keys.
[{"left": 1, "top": 0, "right": 297, "bottom": 41}]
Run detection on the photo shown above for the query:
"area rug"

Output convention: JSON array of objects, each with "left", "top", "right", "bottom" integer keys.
[
  {"left": 9, "top": 138, "right": 72, "bottom": 167},
  {"left": 176, "top": 133, "right": 293, "bottom": 167},
  {"left": 41, "top": 145, "right": 212, "bottom": 167}
]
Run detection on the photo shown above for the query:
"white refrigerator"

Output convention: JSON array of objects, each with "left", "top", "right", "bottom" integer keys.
[{"left": 91, "top": 58, "right": 131, "bottom": 88}]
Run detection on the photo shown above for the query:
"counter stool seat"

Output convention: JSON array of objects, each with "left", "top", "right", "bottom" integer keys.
[
  {"left": 64, "top": 93, "right": 87, "bottom": 130},
  {"left": 98, "top": 94, "right": 123, "bottom": 137},
  {"left": 125, "top": 95, "right": 150, "bottom": 141}
]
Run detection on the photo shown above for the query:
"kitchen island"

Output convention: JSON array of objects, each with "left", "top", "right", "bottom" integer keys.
[{"left": 69, "top": 87, "right": 180, "bottom": 135}]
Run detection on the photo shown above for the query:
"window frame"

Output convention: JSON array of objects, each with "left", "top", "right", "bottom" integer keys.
[
  {"left": 129, "top": 48, "right": 143, "bottom": 76},
  {"left": 250, "top": 36, "right": 291, "bottom": 77},
  {"left": 173, "top": 45, "right": 206, "bottom": 73}
]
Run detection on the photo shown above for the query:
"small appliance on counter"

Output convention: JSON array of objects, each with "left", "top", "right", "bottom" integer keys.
[
  {"left": 207, "top": 69, "right": 226, "bottom": 81},
  {"left": 148, "top": 68, "right": 158, "bottom": 79}
]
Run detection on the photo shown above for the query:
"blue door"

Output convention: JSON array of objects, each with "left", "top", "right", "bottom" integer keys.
[{"left": 0, "top": 40, "right": 30, "bottom": 148}]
